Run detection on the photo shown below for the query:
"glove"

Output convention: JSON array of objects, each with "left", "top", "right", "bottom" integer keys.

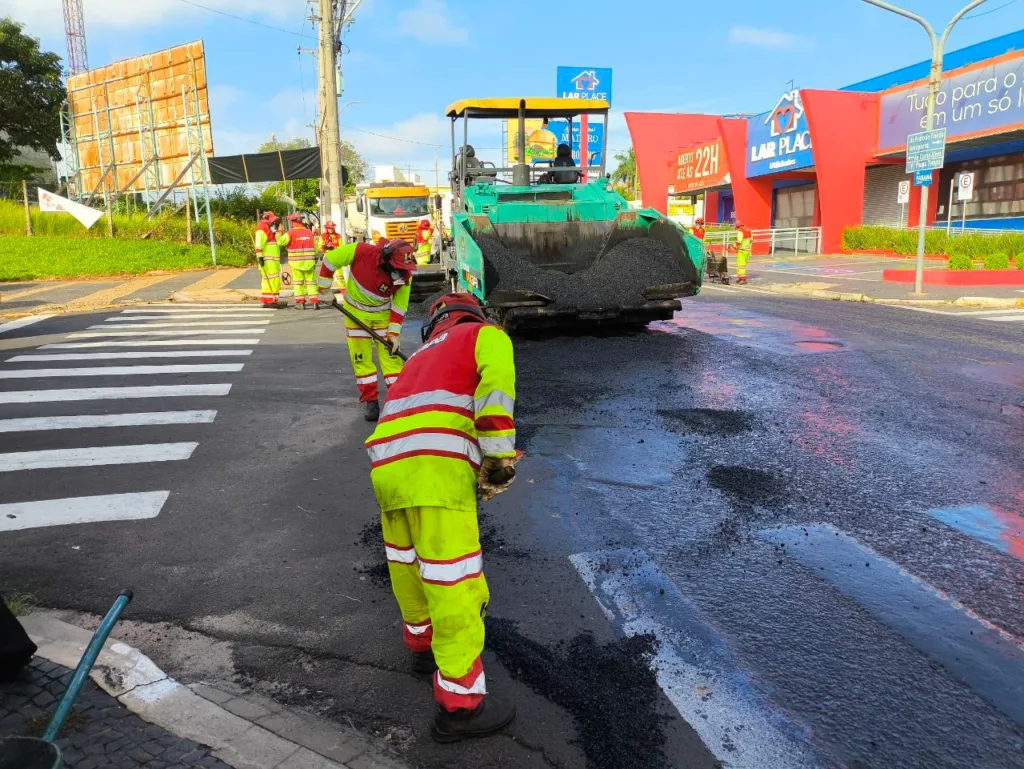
[
  {"left": 387, "top": 333, "right": 401, "bottom": 356},
  {"left": 257, "top": 256, "right": 265, "bottom": 268},
  {"left": 477, "top": 453, "right": 523, "bottom": 502}
]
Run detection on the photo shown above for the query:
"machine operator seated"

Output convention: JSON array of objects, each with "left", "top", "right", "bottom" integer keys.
[
  {"left": 456, "top": 145, "right": 496, "bottom": 187},
  {"left": 551, "top": 143, "right": 580, "bottom": 184}
]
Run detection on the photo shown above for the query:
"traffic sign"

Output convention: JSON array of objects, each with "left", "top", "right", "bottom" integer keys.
[
  {"left": 913, "top": 170, "right": 933, "bottom": 187},
  {"left": 957, "top": 172, "right": 975, "bottom": 201},
  {"left": 897, "top": 180, "right": 911, "bottom": 204},
  {"left": 556, "top": 66, "right": 613, "bottom": 105},
  {"left": 905, "top": 128, "right": 946, "bottom": 174}
]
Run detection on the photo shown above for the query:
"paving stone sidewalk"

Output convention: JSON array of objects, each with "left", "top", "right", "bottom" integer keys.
[{"left": 1, "top": 658, "right": 232, "bottom": 769}]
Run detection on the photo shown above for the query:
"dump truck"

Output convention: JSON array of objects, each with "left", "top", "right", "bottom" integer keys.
[{"left": 439, "top": 97, "right": 705, "bottom": 332}]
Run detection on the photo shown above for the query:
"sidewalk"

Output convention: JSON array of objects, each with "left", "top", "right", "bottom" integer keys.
[
  {"left": 0, "top": 268, "right": 264, "bottom": 319},
  {"left": 1, "top": 612, "right": 407, "bottom": 769},
  {"left": 733, "top": 253, "right": 1024, "bottom": 306}
]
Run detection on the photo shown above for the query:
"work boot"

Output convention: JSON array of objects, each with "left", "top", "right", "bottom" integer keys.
[
  {"left": 294, "top": 302, "right": 305, "bottom": 310},
  {"left": 737, "top": 276, "right": 748, "bottom": 285},
  {"left": 364, "top": 400, "right": 380, "bottom": 422},
  {"left": 412, "top": 651, "right": 437, "bottom": 678},
  {"left": 431, "top": 695, "right": 516, "bottom": 744}
]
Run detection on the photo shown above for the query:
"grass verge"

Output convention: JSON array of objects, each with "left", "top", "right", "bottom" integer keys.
[
  {"left": 0, "top": 236, "right": 248, "bottom": 281},
  {"left": 4, "top": 593, "right": 37, "bottom": 617}
]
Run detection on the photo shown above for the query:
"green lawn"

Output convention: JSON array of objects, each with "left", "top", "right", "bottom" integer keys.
[{"left": 0, "top": 236, "right": 248, "bottom": 281}]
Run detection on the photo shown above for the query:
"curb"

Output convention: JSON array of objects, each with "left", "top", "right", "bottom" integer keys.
[
  {"left": 756, "top": 283, "right": 1024, "bottom": 309},
  {"left": 20, "top": 612, "right": 406, "bottom": 769}
]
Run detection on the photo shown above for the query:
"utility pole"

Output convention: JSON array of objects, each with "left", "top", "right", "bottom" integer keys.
[
  {"left": 318, "top": 0, "right": 343, "bottom": 234},
  {"left": 861, "top": 0, "right": 988, "bottom": 294}
]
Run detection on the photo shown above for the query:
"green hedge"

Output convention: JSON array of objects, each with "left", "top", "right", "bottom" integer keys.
[
  {"left": 843, "top": 226, "right": 1024, "bottom": 260},
  {"left": 0, "top": 236, "right": 248, "bottom": 281},
  {"left": 983, "top": 252, "right": 1010, "bottom": 270},
  {"left": 948, "top": 253, "right": 974, "bottom": 271}
]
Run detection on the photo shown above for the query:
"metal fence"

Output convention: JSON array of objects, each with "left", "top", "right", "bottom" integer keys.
[{"left": 703, "top": 227, "right": 822, "bottom": 255}]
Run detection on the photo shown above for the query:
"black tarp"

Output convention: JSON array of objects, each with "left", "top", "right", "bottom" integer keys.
[{"left": 208, "top": 147, "right": 347, "bottom": 185}]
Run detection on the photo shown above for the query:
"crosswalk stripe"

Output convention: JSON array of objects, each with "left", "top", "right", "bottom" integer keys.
[
  {"left": 41, "top": 339, "right": 263, "bottom": 348},
  {"left": 0, "top": 491, "right": 170, "bottom": 532},
  {"left": 0, "top": 315, "right": 57, "bottom": 335},
  {"left": 59, "top": 275, "right": 178, "bottom": 312},
  {"left": 761, "top": 524, "right": 1024, "bottom": 725},
  {"left": 0, "top": 384, "right": 231, "bottom": 404},
  {"left": 68, "top": 329, "right": 266, "bottom": 338},
  {"left": 0, "top": 364, "right": 245, "bottom": 379},
  {"left": 89, "top": 321, "right": 271, "bottom": 329},
  {"left": 125, "top": 304, "right": 260, "bottom": 312},
  {"left": 0, "top": 410, "right": 217, "bottom": 433},
  {"left": 107, "top": 313, "right": 266, "bottom": 321},
  {"left": 177, "top": 269, "right": 249, "bottom": 292},
  {"left": 7, "top": 350, "right": 253, "bottom": 362},
  {"left": 0, "top": 442, "right": 198, "bottom": 472}
]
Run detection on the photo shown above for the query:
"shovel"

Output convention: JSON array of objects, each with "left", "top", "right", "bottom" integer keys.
[{"left": 331, "top": 300, "right": 408, "bottom": 361}]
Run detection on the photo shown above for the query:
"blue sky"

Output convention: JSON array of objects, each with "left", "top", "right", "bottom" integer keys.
[{"left": 3, "top": 0, "right": 1021, "bottom": 179}]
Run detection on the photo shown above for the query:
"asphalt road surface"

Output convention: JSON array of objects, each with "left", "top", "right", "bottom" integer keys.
[{"left": 1, "top": 293, "right": 1022, "bottom": 769}]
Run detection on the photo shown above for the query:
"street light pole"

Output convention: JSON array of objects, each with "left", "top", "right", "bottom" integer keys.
[{"left": 861, "top": 0, "right": 987, "bottom": 295}]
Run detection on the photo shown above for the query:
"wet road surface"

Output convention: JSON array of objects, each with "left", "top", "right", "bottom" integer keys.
[{"left": 1, "top": 294, "right": 1022, "bottom": 768}]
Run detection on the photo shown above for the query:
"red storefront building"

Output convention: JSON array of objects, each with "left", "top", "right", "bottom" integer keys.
[{"left": 627, "top": 29, "right": 1024, "bottom": 254}]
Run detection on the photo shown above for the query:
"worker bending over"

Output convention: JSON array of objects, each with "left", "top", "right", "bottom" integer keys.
[
  {"left": 278, "top": 214, "right": 319, "bottom": 309},
  {"left": 318, "top": 238, "right": 416, "bottom": 421},
  {"left": 365, "top": 293, "right": 517, "bottom": 743},
  {"left": 254, "top": 211, "right": 283, "bottom": 308}
]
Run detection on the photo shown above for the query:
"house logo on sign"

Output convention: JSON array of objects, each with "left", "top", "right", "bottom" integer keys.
[
  {"left": 768, "top": 90, "right": 804, "bottom": 137},
  {"left": 571, "top": 70, "right": 599, "bottom": 92}
]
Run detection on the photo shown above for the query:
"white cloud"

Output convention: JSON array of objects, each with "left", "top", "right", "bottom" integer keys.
[
  {"left": 729, "top": 26, "right": 811, "bottom": 50},
  {"left": 397, "top": 0, "right": 468, "bottom": 45}
]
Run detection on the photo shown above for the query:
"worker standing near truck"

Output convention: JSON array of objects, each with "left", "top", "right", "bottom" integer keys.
[
  {"left": 365, "top": 292, "right": 518, "bottom": 743},
  {"left": 415, "top": 219, "right": 434, "bottom": 265},
  {"left": 733, "top": 221, "right": 752, "bottom": 284},
  {"left": 317, "top": 238, "right": 416, "bottom": 421},
  {"left": 254, "top": 211, "right": 283, "bottom": 308},
  {"left": 277, "top": 214, "right": 320, "bottom": 309}
]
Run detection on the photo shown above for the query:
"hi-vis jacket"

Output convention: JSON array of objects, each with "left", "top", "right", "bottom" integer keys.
[
  {"left": 254, "top": 223, "right": 281, "bottom": 258},
  {"left": 365, "top": 321, "right": 516, "bottom": 513},
  {"left": 318, "top": 243, "right": 411, "bottom": 334},
  {"left": 736, "top": 227, "right": 752, "bottom": 255},
  {"left": 277, "top": 226, "right": 317, "bottom": 261}
]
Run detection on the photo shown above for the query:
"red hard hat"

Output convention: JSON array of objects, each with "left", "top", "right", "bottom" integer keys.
[
  {"left": 261, "top": 211, "right": 279, "bottom": 223},
  {"left": 381, "top": 239, "right": 417, "bottom": 273},
  {"left": 324, "top": 220, "right": 336, "bottom": 232},
  {"left": 695, "top": 217, "right": 704, "bottom": 224},
  {"left": 421, "top": 292, "right": 487, "bottom": 342},
  {"left": 287, "top": 212, "right": 304, "bottom": 224},
  {"left": 419, "top": 219, "right": 431, "bottom": 227}
]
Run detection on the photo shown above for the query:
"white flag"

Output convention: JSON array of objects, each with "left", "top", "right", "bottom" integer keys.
[{"left": 37, "top": 188, "right": 104, "bottom": 230}]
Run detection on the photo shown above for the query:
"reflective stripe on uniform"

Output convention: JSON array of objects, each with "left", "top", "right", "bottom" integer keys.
[
  {"left": 384, "top": 375, "right": 399, "bottom": 385},
  {"left": 356, "top": 374, "right": 377, "bottom": 385},
  {"left": 366, "top": 430, "right": 482, "bottom": 468},
  {"left": 419, "top": 550, "right": 483, "bottom": 586},
  {"left": 380, "top": 389, "right": 475, "bottom": 420},
  {"left": 346, "top": 293, "right": 391, "bottom": 314},
  {"left": 385, "top": 543, "right": 417, "bottom": 564},
  {"left": 350, "top": 271, "right": 389, "bottom": 301},
  {"left": 435, "top": 666, "right": 486, "bottom": 696},
  {"left": 475, "top": 390, "right": 515, "bottom": 414},
  {"left": 406, "top": 620, "right": 431, "bottom": 635},
  {"left": 346, "top": 328, "right": 373, "bottom": 338},
  {"left": 479, "top": 435, "right": 515, "bottom": 455}
]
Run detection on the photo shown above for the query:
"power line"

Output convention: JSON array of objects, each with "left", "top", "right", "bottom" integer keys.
[
  {"left": 341, "top": 124, "right": 441, "bottom": 147},
  {"left": 173, "top": 0, "right": 304, "bottom": 36},
  {"left": 964, "top": 0, "right": 1017, "bottom": 19}
]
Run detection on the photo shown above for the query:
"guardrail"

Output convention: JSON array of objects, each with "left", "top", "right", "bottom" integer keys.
[{"left": 703, "top": 227, "right": 822, "bottom": 255}]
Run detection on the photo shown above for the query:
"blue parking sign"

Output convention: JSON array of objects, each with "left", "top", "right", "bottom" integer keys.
[
  {"left": 556, "top": 67, "right": 613, "bottom": 106},
  {"left": 913, "top": 170, "right": 933, "bottom": 187}
]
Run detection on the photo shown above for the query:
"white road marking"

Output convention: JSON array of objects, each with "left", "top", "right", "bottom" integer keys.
[
  {"left": 0, "top": 442, "right": 198, "bottom": 472},
  {"left": 0, "top": 410, "right": 217, "bottom": 433},
  {"left": 107, "top": 313, "right": 266, "bottom": 321},
  {"left": 0, "top": 384, "right": 231, "bottom": 404},
  {"left": 899, "top": 306, "right": 1024, "bottom": 320},
  {"left": 68, "top": 329, "right": 266, "bottom": 338},
  {"left": 90, "top": 321, "right": 271, "bottom": 329},
  {"left": 42, "top": 339, "right": 262, "bottom": 348},
  {"left": 0, "top": 491, "right": 170, "bottom": 532},
  {"left": 129, "top": 304, "right": 259, "bottom": 310},
  {"left": 0, "top": 314, "right": 56, "bottom": 335},
  {"left": 0, "top": 364, "right": 244, "bottom": 379},
  {"left": 6, "top": 350, "right": 253, "bottom": 362},
  {"left": 983, "top": 314, "right": 1024, "bottom": 322}
]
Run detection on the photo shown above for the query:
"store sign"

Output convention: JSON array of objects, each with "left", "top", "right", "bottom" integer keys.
[
  {"left": 878, "top": 51, "right": 1024, "bottom": 151},
  {"left": 957, "top": 172, "right": 975, "bottom": 201},
  {"left": 673, "top": 138, "right": 730, "bottom": 193},
  {"left": 556, "top": 66, "right": 613, "bottom": 105},
  {"left": 746, "top": 90, "right": 815, "bottom": 177},
  {"left": 547, "top": 120, "right": 605, "bottom": 164}
]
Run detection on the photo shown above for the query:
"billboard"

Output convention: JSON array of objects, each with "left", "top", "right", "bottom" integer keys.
[
  {"left": 505, "top": 119, "right": 605, "bottom": 165},
  {"left": 556, "top": 66, "right": 613, "bottom": 105},
  {"left": 877, "top": 50, "right": 1024, "bottom": 152},
  {"left": 66, "top": 41, "right": 214, "bottom": 195},
  {"left": 671, "top": 138, "right": 729, "bottom": 193},
  {"left": 746, "top": 90, "right": 814, "bottom": 177}
]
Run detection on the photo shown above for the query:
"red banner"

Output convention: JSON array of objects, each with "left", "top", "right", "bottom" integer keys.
[{"left": 670, "top": 138, "right": 729, "bottom": 193}]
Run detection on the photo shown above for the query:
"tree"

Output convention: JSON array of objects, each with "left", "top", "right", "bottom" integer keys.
[
  {"left": 0, "top": 18, "right": 65, "bottom": 169},
  {"left": 256, "top": 133, "right": 368, "bottom": 205},
  {"left": 340, "top": 140, "right": 368, "bottom": 193},
  {"left": 611, "top": 147, "right": 636, "bottom": 187}
]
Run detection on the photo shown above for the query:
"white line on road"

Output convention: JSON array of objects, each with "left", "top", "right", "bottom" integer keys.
[
  {"left": 6, "top": 350, "right": 253, "bottom": 362},
  {"left": 41, "top": 339, "right": 262, "bottom": 348},
  {"left": 91, "top": 321, "right": 271, "bottom": 329},
  {"left": 69, "top": 329, "right": 266, "bottom": 338},
  {"left": 0, "top": 491, "right": 170, "bottom": 532},
  {"left": 128, "top": 304, "right": 260, "bottom": 310},
  {"left": 982, "top": 314, "right": 1024, "bottom": 322},
  {"left": 0, "top": 410, "right": 217, "bottom": 433},
  {"left": 0, "top": 315, "right": 56, "bottom": 335},
  {"left": 107, "top": 314, "right": 266, "bottom": 321},
  {"left": 0, "top": 384, "right": 231, "bottom": 404},
  {"left": 0, "top": 364, "right": 244, "bottom": 378},
  {"left": 0, "top": 442, "right": 198, "bottom": 472}
]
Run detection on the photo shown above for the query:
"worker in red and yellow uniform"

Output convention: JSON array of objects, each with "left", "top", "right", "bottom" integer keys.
[
  {"left": 691, "top": 216, "right": 706, "bottom": 243},
  {"left": 254, "top": 211, "right": 283, "bottom": 308},
  {"left": 732, "top": 221, "right": 752, "bottom": 284},
  {"left": 415, "top": 219, "right": 434, "bottom": 266},
  {"left": 277, "top": 214, "right": 320, "bottom": 309},
  {"left": 365, "top": 292, "right": 518, "bottom": 743},
  {"left": 318, "top": 238, "right": 416, "bottom": 421}
]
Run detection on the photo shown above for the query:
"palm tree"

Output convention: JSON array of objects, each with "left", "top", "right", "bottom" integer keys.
[{"left": 611, "top": 147, "right": 636, "bottom": 187}]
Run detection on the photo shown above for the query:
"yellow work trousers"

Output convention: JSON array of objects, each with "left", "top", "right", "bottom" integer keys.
[
  {"left": 345, "top": 312, "right": 403, "bottom": 402},
  {"left": 736, "top": 249, "right": 750, "bottom": 278},
  {"left": 415, "top": 243, "right": 432, "bottom": 266},
  {"left": 290, "top": 260, "right": 318, "bottom": 306},
  {"left": 382, "top": 505, "right": 489, "bottom": 712},
  {"left": 259, "top": 257, "right": 281, "bottom": 305}
]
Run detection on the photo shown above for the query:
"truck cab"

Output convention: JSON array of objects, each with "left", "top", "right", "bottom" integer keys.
[{"left": 354, "top": 182, "right": 431, "bottom": 246}]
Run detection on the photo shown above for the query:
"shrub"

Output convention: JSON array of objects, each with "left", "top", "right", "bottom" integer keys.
[
  {"left": 948, "top": 252, "right": 974, "bottom": 271},
  {"left": 843, "top": 226, "right": 1024, "bottom": 262},
  {"left": 983, "top": 252, "right": 1009, "bottom": 270}
]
